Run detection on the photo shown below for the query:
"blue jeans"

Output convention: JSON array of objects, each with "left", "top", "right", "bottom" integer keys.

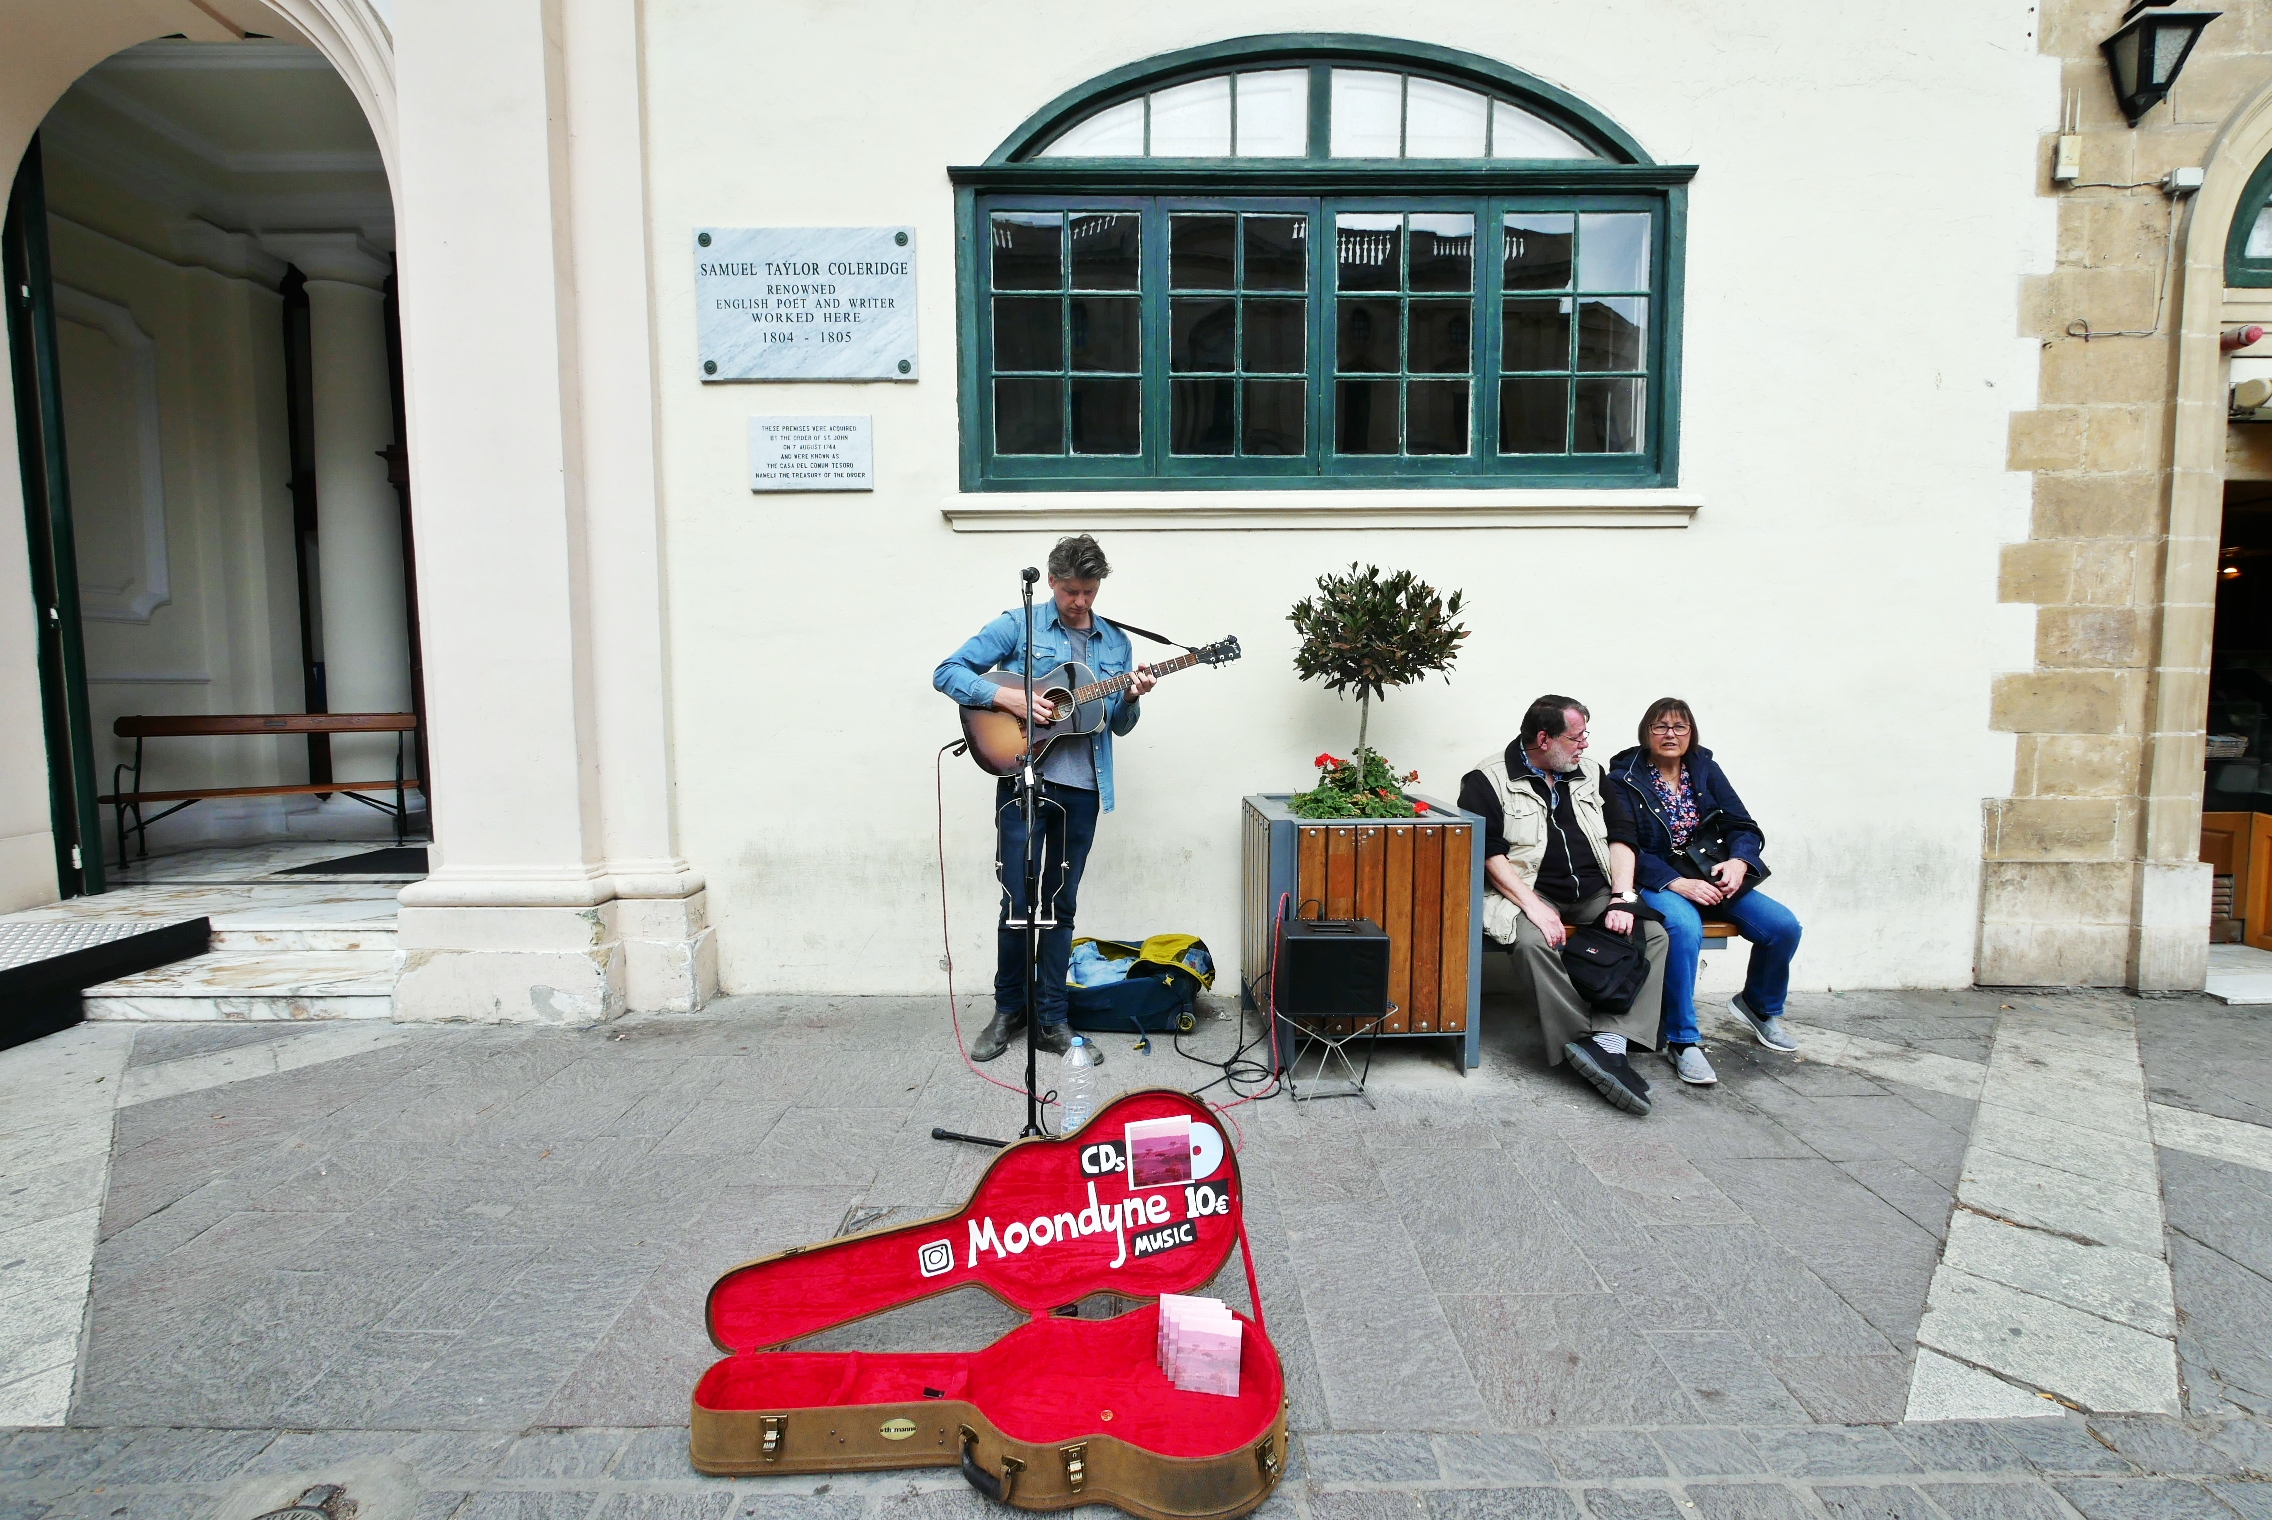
[
  {"left": 1640, "top": 886, "right": 1803, "bottom": 1047},
  {"left": 994, "top": 779, "right": 1100, "bottom": 1027}
]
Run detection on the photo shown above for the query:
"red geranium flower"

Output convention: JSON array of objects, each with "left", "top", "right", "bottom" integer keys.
[
  {"left": 1413, "top": 800, "right": 1431, "bottom": 814},
  {"left": 1315, "top": 753, "right": 1341, "bottom": 770}
]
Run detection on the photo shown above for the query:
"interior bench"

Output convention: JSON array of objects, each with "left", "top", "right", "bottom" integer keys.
[{"left": 98, "top": 712, "right": 420, "bottom": 868}]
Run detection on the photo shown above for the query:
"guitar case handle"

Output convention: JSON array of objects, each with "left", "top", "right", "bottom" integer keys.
[{"left": 959, "top": 1425, "right": 1024, "bottom": 1504}]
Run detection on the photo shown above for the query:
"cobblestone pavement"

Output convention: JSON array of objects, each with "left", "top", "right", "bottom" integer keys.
[{"left": 0, "top": 979, "right": 2268, "bottom": 1518}]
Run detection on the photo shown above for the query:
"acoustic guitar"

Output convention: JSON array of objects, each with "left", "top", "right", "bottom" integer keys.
[{"left": 958, "top": 636, "right": 1241, "bottom": 777}]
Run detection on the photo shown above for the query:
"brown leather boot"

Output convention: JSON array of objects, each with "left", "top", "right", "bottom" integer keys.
[{"left": 972, "top": 1007, "right": 1022, "bottom": 1062}]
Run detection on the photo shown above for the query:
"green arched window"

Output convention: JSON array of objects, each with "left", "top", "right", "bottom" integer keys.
[
  {"left": 2230, "top": 151, "right": 2272, "bottom": 287},
  {"left": 952, "top": 35, "right": 1692, "bottom": 491}
]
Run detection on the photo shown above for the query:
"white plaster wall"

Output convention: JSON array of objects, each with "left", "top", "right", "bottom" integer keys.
[{"left": 641, "top": 1, "right": 2054, "bottom": 994}]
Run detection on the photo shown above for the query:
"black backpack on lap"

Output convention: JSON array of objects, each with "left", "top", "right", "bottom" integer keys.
[{"left": 1560, "top": 922, "right": 1649, "bottom": 1014}]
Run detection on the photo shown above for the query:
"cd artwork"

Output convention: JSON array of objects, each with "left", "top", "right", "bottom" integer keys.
[{"left": 1124, "top": 1115, "right": 1196, "bottom": 1188}]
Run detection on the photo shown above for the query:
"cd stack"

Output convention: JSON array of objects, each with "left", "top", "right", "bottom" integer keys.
[{"left": 1157, "top": 1292, "right": 1242, "bottom": 1397}]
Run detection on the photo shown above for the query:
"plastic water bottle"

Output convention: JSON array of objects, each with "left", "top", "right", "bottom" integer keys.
[{"left": 1058, "top": 1035, "right": 1103, "bottom": 1133}]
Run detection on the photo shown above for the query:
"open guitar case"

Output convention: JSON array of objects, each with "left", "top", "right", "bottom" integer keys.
[{"left": 693, "top": 1090, "right": 1289, "bottom": 1520}]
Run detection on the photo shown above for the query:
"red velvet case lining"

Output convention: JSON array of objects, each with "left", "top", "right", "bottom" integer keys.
[{"left": 698, "top": 1091, "right": 1283, "bottom": 1459}]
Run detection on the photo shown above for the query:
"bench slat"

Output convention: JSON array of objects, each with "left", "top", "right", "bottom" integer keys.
[
  {"left": 113, "top": 713, "right": 416, "bottom": 737},
  {"left": 1699, "top": 920, "right": 1740, "bottom": 939},
  {"left": 99, "top": 780, "right": 421, "bottom": 805}
]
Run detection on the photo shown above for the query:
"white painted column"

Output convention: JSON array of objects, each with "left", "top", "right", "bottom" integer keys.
[{"left": 384, "top": 0, "right": 711, "bottom": 1020}]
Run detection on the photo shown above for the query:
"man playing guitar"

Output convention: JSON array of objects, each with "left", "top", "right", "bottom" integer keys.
[{"left": 933, "top": 535, "right": 1157, "bottom": 1061}]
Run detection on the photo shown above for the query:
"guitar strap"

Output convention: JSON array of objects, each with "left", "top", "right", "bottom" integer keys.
[{"left": 1098, "top": 615, "right": 1192, "bottom": 651}]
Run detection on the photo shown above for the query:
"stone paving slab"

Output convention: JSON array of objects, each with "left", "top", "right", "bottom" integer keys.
[{"left": 1, "top": 1414, "right": 2269, "bottom": 1519}]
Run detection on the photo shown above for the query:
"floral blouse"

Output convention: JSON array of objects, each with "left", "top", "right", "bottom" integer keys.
[{"left": 1649, "top": 763, "right": 1700, "bottom": 849}]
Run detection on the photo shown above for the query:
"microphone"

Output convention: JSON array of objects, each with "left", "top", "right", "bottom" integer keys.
[{"left": 1021, "top": 567, "right": 1039, "bottom": 585}]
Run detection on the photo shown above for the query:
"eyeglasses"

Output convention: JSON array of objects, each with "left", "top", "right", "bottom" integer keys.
[{"left": 1650, "top": 723, "right": 1691, "bottom": 736}]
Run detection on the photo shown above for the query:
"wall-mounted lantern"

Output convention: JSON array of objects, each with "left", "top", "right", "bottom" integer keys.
[{"left": 2102, "top": 1, "right": 2218, "bottom": 126}]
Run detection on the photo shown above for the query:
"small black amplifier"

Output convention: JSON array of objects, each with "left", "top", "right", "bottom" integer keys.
[{"left": 1275, "top": 916, "right": 1391, "bottom": 1016}]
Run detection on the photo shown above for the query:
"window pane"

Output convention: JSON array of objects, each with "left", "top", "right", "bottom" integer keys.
[
  {"left": 1576, "top": 297, "right": 1647, "bottom": 372},
  {"left": 1243, "top": 380, "right": 1305, "bottom": 455},
  {"left": 2250, "top": 207, "right": 2272, "bottom": 260},
  {"left": 1408, "top": 300, "right": 1470, "bottom": 374},
  {"left": 996, "top": 377, "right": 1063, "bottom": 453},
  {"left": 994, "top": 297, "right": 1062, "bottom": 371},
  {"left": 1071, "top": 213, "right": 1141, "bottom": 290},
  {"left": 1041, "top": 98, "right": 1144, "bottom": 157},
  {"left": 1573, "top": 376, "right": 1644, "bottom": 452},
  {"left": 1071, "top": 297, "right": 1141, "bottom": 371},
  {"left": 1243, "top": 216, "right": 1308, "bottom": 290},
  {"left": 1406, "top": 381, "right": 1469, "bottom": 454},
  {"left": 1502, "top": 298, "right": 1571, "bottom": 371},
  {"left": 1579, "top": 212, "right": 1651, "bottom": 291},
  {"left": 1330, "top": 70, "right": 1403, "bottom": 157},
  {"left": 1408, "top": 214, "right": 1474, "bottom": 292},
  {"left": 1171, "top": 215, "right": 1237, "bottom": 289},
  {"left": 1491, "top": 100, "right": 1596, "bottom": 160},
  {"left": 1500, "top": 376, "right": 1569, "bottom": 453},
  {"left": 1172, "top": 298, "right": 1237, "bottom": 371},
  {"left": 1337, "top": 213, "right": 1401, "bottom": 291},
  {"left": 1171, "top": 378, "right": 1235, "bottom": 455},
  {"left": 1071, "top": 378, "right": 1141, "bottom": 454},
  {"left": 1335, "top": 379, "right": 1399, "bottom": 452},
  {"left": 1244, "top": 300, "right": 1306, "bottom": 372},
  {"left": 1235, "top": 70, "right": 1308, "bottom": 157},
  {"left": 1504, "top": 213, "right": 1574, "bottom": 291},
  {"left": 991, "top": 213, "right": 1062, "bottom": 291},
  {"left": 1404, "top": 79, "right": 1487, "bottom": 157},
  {"left": 1336, "top": 300, "right": 1400, "bottom": 372},
  {"left": 1149, "top": 75, "right": 1231, "bottom": 155}
]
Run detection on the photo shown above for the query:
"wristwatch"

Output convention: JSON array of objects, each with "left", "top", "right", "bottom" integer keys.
[{"left": 1610, "top": 891, "right": 1638, "bottom": 905}]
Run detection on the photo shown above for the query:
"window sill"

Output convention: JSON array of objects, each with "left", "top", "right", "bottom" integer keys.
[{"left": 940, "top": 487, "right": 1702, "bottom": 532}]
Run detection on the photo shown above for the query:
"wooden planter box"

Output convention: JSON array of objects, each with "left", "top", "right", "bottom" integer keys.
[{"left": 1240, "top": 794, "right": 1484, "bottom": 1071}]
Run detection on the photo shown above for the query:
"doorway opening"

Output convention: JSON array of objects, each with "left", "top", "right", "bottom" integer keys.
[{"left": 6, "top": 35, "right": 426, "bottom": 896}]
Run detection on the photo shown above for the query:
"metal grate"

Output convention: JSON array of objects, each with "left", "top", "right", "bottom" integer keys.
[{"left": 0, "top": 921, "right": 165, "bottom": 972}]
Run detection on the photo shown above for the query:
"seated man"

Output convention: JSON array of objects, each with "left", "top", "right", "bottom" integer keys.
[{"left": 1459, "top": 694, "right": 1670, "bottom": 1115}]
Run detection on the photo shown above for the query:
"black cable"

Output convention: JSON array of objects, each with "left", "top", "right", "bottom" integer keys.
[{"left": 1172, "top": 976, "right": 1281, "bottom": 1101}]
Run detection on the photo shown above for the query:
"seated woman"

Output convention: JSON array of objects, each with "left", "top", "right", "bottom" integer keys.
[{"left": 1607, "top": 699, "right": 1802, "bottom": 1084}]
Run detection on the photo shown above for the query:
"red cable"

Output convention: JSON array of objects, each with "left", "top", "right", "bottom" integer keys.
[{"left": 937, "top": 742, "right": 1047, "bottom": 1107}]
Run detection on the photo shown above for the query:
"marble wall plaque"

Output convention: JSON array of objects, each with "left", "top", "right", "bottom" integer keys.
[
  {"left": 748, "top": 415, "right": 873, "bottom": 492},
  {"left": 697, "top": 227, "right": 917, "bottom": 381}
]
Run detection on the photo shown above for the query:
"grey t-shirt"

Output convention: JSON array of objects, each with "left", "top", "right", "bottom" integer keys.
[{"left": 1039, "top": 623, "right": 1098, "bottom": 791}]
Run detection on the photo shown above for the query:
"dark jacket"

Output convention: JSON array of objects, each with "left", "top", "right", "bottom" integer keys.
[{"left": 1605, "top": 744, "right": 1770, "bottom": 894}]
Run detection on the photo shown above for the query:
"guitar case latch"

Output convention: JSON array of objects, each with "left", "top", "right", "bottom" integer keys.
[
  {"left": 1060, "top": 1442, "right": 1088, "bottom": 1492},
  {"left": 1255, "top": 1436, "right": 1282, "bottom": 1485},
  {"left": 761, "top": 1415, "right": 785, "bottom": 1462}
]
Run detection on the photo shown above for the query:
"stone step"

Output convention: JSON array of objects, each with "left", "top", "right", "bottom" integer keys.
[
  {"left": 210, "top": 923, "right": 399, "bottom": 953},
  {"left": 82, "top": 950, "right": 399, "bottom": 1021}
]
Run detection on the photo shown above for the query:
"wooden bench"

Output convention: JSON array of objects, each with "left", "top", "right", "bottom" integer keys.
[
  {"left": 1699, "top": 918, "right": 1739, "bottom": 947},
  {"left": 99, "top": 713, "right": 420, "bottom": 868}
]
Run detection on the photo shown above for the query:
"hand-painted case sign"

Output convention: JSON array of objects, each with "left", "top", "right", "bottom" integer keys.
[{"left": 695, "top": 226, "right": 917, "bottom": 382}]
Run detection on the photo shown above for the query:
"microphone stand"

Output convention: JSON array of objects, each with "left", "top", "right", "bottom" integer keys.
[{"left": 932, "top": 566, "right": 1051, "bottom": 1151}]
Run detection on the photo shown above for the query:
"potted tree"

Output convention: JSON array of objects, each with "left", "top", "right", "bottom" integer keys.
[
  {"left": 1286, "top": 564, "right": 1466, "bottom": 819},
  {"left": 1240, "top": 566, "right": 1483, "bottom": 1066}
]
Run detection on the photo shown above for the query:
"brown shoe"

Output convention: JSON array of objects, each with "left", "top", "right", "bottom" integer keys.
[{"left": 1031, "top": 1020, "right": 1074, "bottom": 1057}]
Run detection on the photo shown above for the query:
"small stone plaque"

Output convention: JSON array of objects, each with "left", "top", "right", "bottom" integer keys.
[
  {"left": 696, "top": 227, "right": 917, "bottom": 381},
  {"left": 749, "top": 415, "right": 873, "bottom": 492}
]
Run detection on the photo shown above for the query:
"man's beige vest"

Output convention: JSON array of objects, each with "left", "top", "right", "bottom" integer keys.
[{"left": 1472, "top": 750, "right": 1614, "bottom": 944}]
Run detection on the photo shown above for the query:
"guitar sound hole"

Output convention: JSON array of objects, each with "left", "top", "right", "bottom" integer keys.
[{"left": 1044, "top": 691, "right": 1075, "bottom": 724}]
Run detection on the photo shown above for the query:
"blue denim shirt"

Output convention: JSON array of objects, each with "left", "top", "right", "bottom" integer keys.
[{"left": 933, "top": 599, "right": 1141, "bottom": 812}]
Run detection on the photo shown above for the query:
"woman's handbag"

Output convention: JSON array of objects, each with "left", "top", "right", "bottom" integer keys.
[{"left": 1671, "top": 810, "right": 1766, "bottom": 900}]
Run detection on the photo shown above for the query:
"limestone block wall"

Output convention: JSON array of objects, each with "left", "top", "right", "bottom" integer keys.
[{"left": 1986, "top": 0, "right": 2272, "bottom": 986}]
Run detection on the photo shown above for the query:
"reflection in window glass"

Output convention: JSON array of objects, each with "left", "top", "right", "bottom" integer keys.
[
  {"left": 996, "top": 377, "right": 1064, "bottom": 454},
  {"left": 1405, "top": 78, "right": 1487, "bottom": 157},
  {"left": 1330, "top": 71, "right": 1404, "bottom": 157},
  {"left": 1577, "top": 298, "right": 1647, "bottom": 372},
  {"left": 1243, "top": 216, "right": 1307, "bottom": 290},
  {"left": 2250, "top": 207, "right": 2272, "bottom": 260},
  {"left": 1235, "top": 70, "right": 1308, "bottom": 156},
  {"left": 992, "top": 213, "right": 1063, "bottom": 291},
  {"left": 1334, "top": 212, "right": 1473, "bottom": 458},
  {"left": 1149, "top": 76, "right": 1231, "bottom": 155},
  {"left": 1501, "top": 376, "right": 1569, "bottom": 454},
  {"left": 1503, "top": 214, "right": 1574, "bottom": 291},
  {"left": 989, "top": 211, "right": 1139, "bottom": 457},
  {"left": 1072, "top": 298, "right": 1141, "bottom": 371},
  {"left": 1167, "top": 212, "right": 1313, "bottom": 459},
  {"left": 1574, "top": 377, "right": 1644, "bottom": 453},
  {"left": 1337, "top": 213, "right": 1402, "bottom": 291},
  {"left": 1171, "top": 215, "right": 1237, "bottom": 290},
  {"left": 1408, "top": 214, "right": 1474, "bottom": 292},
  {"left": 1040, "top": 97, "right": 1144, "bottom": 157},
  {"left": 1072, "top": 378, "right": 1142, "bottom": 454},
  {"left": 1579, "top": 213, "right": 1651, "bottom": 291},
  {"left": 1490, "top": 100, "right": 1597, "bottom": 160},
  {"left": 1071, "top": 214, "right": 1140, "bottom": 290},
  {"left": 994, "top": 297, "right": 1061, "bottom": 371}
]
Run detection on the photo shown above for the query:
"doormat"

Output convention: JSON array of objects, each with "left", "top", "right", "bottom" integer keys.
[{"left": 279, "top": 846, "right": 429, "bottom": 876}]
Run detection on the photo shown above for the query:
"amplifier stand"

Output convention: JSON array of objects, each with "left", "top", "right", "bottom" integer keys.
[{"left": 1283, "top": 1002, "right": 1393, "bottom": 1107}]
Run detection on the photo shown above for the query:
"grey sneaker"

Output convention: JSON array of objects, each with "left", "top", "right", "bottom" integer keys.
[
  {"left": 1731, "top": 993, "right": 1797, "bottom": 1052},
  {"left": 1664, "top": 1043, "right": 1718, "bottom": 1085}
]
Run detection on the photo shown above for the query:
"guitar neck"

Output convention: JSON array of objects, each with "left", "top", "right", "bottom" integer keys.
[{"left": 1072, "top": 649, "right": 1201, "bottom": 705}]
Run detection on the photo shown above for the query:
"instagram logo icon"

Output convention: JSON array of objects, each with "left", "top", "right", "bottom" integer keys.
[{"left": 916, "top": 1239, "right": 954, "bottom": 1278}]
